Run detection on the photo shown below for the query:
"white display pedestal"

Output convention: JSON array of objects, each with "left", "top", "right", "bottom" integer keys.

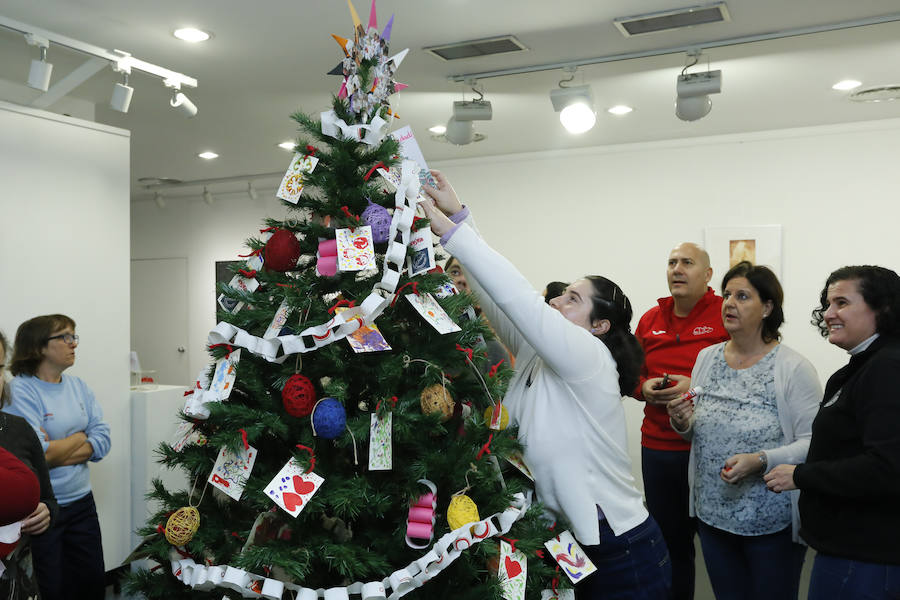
[{"left": 129, "top": 385, "right": 189, "bottom": 551}]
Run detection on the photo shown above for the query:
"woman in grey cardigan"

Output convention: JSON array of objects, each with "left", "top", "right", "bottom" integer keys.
[{"left": 667, "top": 261, "right": 821, "bottom": 600}]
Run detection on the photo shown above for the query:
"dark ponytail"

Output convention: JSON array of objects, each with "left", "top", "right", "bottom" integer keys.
[{"left": 586, "top": 276, "right": 644, "bottom": 396}]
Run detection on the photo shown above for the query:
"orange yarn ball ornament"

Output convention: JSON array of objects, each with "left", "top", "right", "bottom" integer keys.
[
  {"left": 165, "top": 506, "right": 200, "bottom": 546},
  {"left": 420, "top": 384, "right": 454, "bottom": 422}
]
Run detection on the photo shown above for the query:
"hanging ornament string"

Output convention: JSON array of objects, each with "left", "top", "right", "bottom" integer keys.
[
  {"left": 455, "top": 345, "right": 495, "bottom": 406},
  {"left": 403, "top": 355, "right": 450, "bottom": 401},
  {"left": 453, "top": 463, "right": 478, "bottom": 498},
  {"left": 295, "top": 444, "right": 316, "bottom": 473},
  {"left": 363, "top": 161, "right": 387, "bottom": 181},
  {"left": 346, "top": 426, "right": 359, "bottom": 465},
  {"left": 390, "top": 281, "right": 419, "bottom": 307}
]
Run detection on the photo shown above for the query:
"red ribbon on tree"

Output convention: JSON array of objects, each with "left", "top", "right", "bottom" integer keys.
[
  {"left": 183, "top": 390, "right": 194, "bottom": 397},
  {"left": 500, "top": 537, "right": 519, "bottom": 553},
  {"left": 295, "top": 444, "right": 316, "bottom": 473},
  {"left": 305, "top": 145, "right": 317, "bottom": 157},
  {"left": 390, "top": 281, "right": 419, "bottom": 306},
  {"left": 208, "top": 343, "right": 233, "bottom": 358},
  {"left": 238, "top": 428, "right": 249, "bottom": 451},
  {"left": 375, "top": 395, "right": 398, "bottom": 413},
  {"left": 476, "top": 433, "right": 493, "bottom": 460},
  {"left": 363, "top": 161, "right": 387, "bottom": 181},
  {"left": 276, "top": 283, "right": 295, "bottom": 289},
  {"left": 455, "top": 344, "right": 474, "bottom": 363},
  {"left": 260, "top": 227, "right": 277, "bottom": 233},
  {"left": 487, "top": 359, "right": 505, "bottom": 378},
  {"left": 238, "top": 248, "right": 262, "bottom": 258},
  {"left": 238, "top": 269, "right": 257, "bottom": 278},
  {"left": 327, "top": 299, "right": 356, "bottom": 314}
]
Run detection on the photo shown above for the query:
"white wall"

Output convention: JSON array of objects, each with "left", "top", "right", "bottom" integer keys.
[
  {"left": 0, "top": 101, "right": 131, "bottom": 564},
  {"left": 132, "top": 117, "right": 900, "bottom": 491}
]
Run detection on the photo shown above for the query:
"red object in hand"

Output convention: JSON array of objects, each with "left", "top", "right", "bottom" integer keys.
[{"left": 264, "top": 229, "right": 302, "bottom": 272}]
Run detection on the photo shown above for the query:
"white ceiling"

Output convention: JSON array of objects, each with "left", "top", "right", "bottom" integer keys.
[{"left": 2, "top": 0, "right": 900, "bottom": 201}]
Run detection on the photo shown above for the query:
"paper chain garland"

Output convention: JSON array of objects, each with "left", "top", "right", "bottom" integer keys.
[
  {"left": 184, "top": 159, "right": 424, "bottom": 420},
  {"left": 170, "top": 492, "right": 531, "bottom": 599}
]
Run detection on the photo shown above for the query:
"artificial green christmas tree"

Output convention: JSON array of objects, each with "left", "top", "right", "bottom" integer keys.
[{"left": 126, "top": 4, "right": 570, "bottom": 599}]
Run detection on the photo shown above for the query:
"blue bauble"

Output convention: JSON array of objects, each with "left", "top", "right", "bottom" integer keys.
[
  {"left": 361, "top": 199, "right": 392, "bottom": 244},
  {"left": 312, "top": 397, "right": 346, "bottom": 439}
]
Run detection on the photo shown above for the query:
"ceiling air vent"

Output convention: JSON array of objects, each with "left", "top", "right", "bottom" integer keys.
[
  {"left": 425, "top": 35, "right": 527, "bottom": 61},
  {"left": 614, "top": 3, "right": 730, "bottom": 37}
]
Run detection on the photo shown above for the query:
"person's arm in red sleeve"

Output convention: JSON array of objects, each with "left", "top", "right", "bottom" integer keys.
[{"left": 0, "top": 446, "right": 39, "bottom": 526}]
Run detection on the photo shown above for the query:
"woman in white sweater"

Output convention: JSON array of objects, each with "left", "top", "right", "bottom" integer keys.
[{"left": 422, "top": 172, "right": 671, "bottom": 600}]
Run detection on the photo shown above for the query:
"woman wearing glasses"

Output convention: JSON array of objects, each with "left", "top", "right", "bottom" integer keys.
[{"left": 5, "top": 314, "right": 111, "bottom": 600}]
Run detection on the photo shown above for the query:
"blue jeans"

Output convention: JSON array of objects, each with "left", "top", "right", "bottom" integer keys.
[
  {"left": 642, "top": 447, "right": 696, "bottom": 600},
  {"left": 696, "top": 521, "right": 805, "bottom": 600},
  {"left": 575, "top": 516, "right": 672, "bottom": 600},
  {"left": 808, "top": 553, "right": 900, "bottom": 600},
  {"left": 30, "top": 491, "right": 105, "bottom": 600}
]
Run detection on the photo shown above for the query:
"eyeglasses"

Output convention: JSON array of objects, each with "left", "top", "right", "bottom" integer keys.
[{"left": 47, "top": 333, "right": 79, "bottom": 344}]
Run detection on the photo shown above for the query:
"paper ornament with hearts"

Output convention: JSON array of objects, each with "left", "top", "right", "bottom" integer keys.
[
  {"left": 264, "top": 459, "right": 324, "bottom": 517},
  {"left": 499, "top": 540, "right": 527, "bottom": 600}
]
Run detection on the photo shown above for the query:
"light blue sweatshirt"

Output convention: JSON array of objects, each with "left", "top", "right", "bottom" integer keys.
[{"left": 5, "top": 374, "right": 111, "bottom": 506}]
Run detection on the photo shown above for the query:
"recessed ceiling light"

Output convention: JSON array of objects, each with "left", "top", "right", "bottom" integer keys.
[
  {"left": 607, "top": 105, "right": 633, "bottom": 115},
  {"left": 198, "top": 151, "right": 218, "bottom": 159},
  {"left": 832, "top": 79, "right": 862, "bottom": 91},
  {"left": 428, "top": 125, "right": 447, "bottom": 134},
  {"left": 174, "top": 28, "right": 211, "bottom": 43},
  {"left": 277, "top": 141, "right": 296, "bottom": 150}
]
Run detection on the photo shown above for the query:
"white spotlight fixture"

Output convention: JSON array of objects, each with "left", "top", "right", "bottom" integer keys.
[
  {"left": 25, "top": 33, "right": 53, "bottom": 92},
  {"left": 444, "top": 98, "right": 492, "bottom": 145},
  {"left": 153, "top": 192, "right": 166, "bottom": 208},
  {"left": 198, "top": 151, "right": 218, "bottom": 159},
  {"left": 247, "top": 182, "right": 258, "bottom": 201},
  {"left": 607, "top": 105, "right": 633, "bottom": 116},
  {"left": 165, "top": 78, "right": 198, "bottom": 118},
  {"left": 110, "top": 57, "right": 134, "bottom": 113},
  {"left": 173, "top": 28, "right": 211, "bottom": 43},
  {"left": 277, "top": 141, "right": 296, "bottom": 150},
  {"left": 832, "top": 79, "right": 862, "bottom": 91},
  {"left": 550, "top": 83, "right": 596, "bottom": 134},
  {"left": 675, "top": 51, "right": 721, "bottom": 122},
  {"left": 202, "top": 186, "right": 214, "bottom": 205}
]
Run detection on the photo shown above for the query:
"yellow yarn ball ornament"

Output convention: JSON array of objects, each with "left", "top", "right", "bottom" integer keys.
[
  {"left": 483, "top": 405, "right": 509, "bottom": 430},
  {"left": 165, "top": 506, "right": 200, "bottom": 546},
  {"left": 420, "top": 384, "right": 455, "bottom": 422},
  {"left": 447, "top": 494, "right": 480, "bottom": 530}
]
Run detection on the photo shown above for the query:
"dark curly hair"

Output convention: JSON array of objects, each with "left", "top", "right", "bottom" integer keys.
[
  {"left": 811, "top": 265, "right": 900, "bottom": 337},
  {"left": 721, "top": 261, "right": 784, "bottom": 343},
  {"left": 586, "top": 276, "right": 644, "bottom": 396}
]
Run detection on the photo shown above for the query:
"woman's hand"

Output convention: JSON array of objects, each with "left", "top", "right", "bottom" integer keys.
[
  {"left": 763, "top": 464, "right": 798, "bottom": 493},
  {"left": 21, "top": 502, "right": 50, "bottom": 535},
  {"left": 422, "top": 170, "right": 463, "bottom": 217},
  {"left": 666, "top": 396, "right": 694, "bottom": 431},
  {"left": 643, "top": 374, "right": 691, "bottom": 407},
  {"left": 721, "top": 453, "right": 765, "bottom": 484},
  {"left": 420, "top": 199, "right": 456, "bottom": 238}
]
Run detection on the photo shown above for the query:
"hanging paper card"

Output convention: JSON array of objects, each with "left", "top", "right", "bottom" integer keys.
[
  {"left": 170, "top": 422, "right": 207, "bottom": 452},
  {"left": 368, "top": 412, "right": 393, "bottom": 471},
  {"left": 390, "top": 126, "right": 437, "bottom": 189},
  {"left": 499, "top": 540, "right": 527, "bottom": 600},
  {"left": 433, "top": 281, "right": 458, "bottom": 299},
  {"left": 376, "top": 166, "right": 430, "bottom": 203},
  {"left": 218, "top": 274, "right": 260, "bottom": 314},
  {"left": 208, "top": 444, "right": 257, "bottom": 501},
  {"left": 407, "top": 226, "right": 436, "bottom": 276},
  {"left": 264, "top": 459, "right": 324, "bottom": 518},
  {"left": 276, "top": 153, "right": 319, "bottom": 204},
  {"left": 505, "top": 451, "right": 535, "bottom": 482},
  {"left": 544, "top": 530, "right": 597, "bottom": 584},
  {"left": 405, "top": 293, "right": 460, "bottom": 334},
  {"left": 335, "top": 307, "right": 391, "bottom": 352},
  {"left": 264, "top": 300, "right": 294, "bottom": 339},
  {"left": 541, "top": 591, "right": 575, "bottom": 600},
  {"left": 209, "top": 349, "right": 241, "bottom": 401},
  {"left": 336, "top": 226, "right": 376, "bottom": 271}
]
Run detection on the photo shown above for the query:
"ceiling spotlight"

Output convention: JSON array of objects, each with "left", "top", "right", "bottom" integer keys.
[
  {"left": 25, "top": 34, "right": 53, "bottom": 92},
  {"left": 607, "top": 105, "right": 633, "bottom": 115},
  {"left": 428, "top": 124, "right": 447, "bottom": 134},
  {"left": 675, "top": 52, "right": 721, "bottom": 122},
  {"left": 247, "top": 182, "right": 258, "bottom": 201},
  {"left": 550, "top": 83, "right": 596, "bottom": 134},
  {"left": 444, "top": 98, "right": 492, "bottom": 145},
  {"left": 154, "top": 192, "right": 166, "bottom": 208},
  {"left": 173, "top": 28, "right": 211, "bottom": 43},
  {"left": 832, "top": 79, "right": 862, "bottom": 91},
  {"left": 202, "top": 186, "right": 214, "bottom": 205},
  {"left": 198, "top": 151, "right": 218, "bottom": 159},
  {"left": 277, "top": 141, "right": 296, "bottom": 150},
  {"left": 165, "top": 78, "right": 198, "bottom": 117},
  {"left": 110, "top": 58, "right": 134, "bottom": 113}
]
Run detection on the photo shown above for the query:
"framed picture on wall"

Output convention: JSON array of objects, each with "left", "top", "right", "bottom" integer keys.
[{"left": 704, "top": 225, "right": 783, "bottom": 283}]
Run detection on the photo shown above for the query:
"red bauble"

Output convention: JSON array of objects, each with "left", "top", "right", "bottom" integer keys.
[
  {"left": 282, "top": 374, "right": 316, "bottom": 417},
  {"left": 264, "top": 229, "right": 302, "bottom": 272}
]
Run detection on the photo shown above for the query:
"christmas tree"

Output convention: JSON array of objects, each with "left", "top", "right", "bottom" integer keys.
[{"left": 126, "top": 3, "right": 570, "bottom": 599}]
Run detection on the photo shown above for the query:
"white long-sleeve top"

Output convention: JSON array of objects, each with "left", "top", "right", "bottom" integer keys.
[{"left": 444, "top": 219, "right": 647, "bottom": 544}]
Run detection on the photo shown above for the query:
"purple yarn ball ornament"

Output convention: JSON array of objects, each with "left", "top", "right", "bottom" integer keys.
[
  {"left": 311, "top": 397, "right": 346, "bottom": 439},
  {"left": 361, "top": 199, "right": 392, "bottom": 244}
]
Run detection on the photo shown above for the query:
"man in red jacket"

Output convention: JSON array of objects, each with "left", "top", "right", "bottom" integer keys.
[{"left": 634, "top": 242, "right": 729, "bottom": 600}]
